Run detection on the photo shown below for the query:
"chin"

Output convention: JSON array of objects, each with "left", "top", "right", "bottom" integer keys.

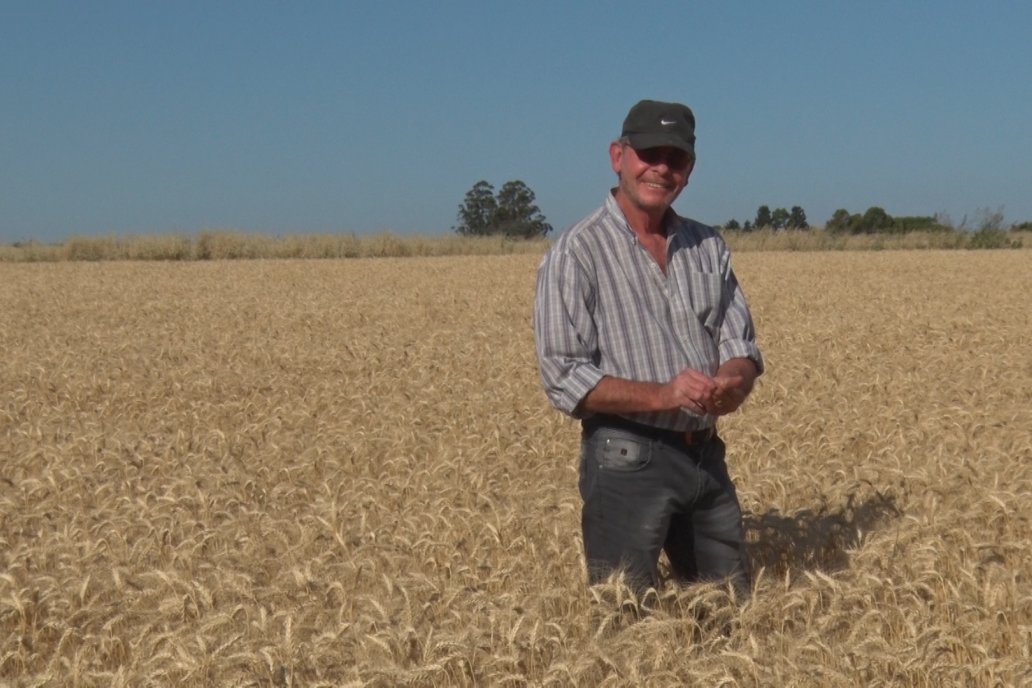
[{"left": 642, "top": 195, "right": 676, "bottom": 210}]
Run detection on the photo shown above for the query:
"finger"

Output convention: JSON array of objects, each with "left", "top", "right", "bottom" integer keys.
[
  {"left": 679, "top": 369, "right": 717, "bottom": 391},
  {"left": 714, "top": 376, "right": 743, "bottom": 394}
]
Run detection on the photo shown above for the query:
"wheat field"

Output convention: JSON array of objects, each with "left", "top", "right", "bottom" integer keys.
[{"left": 2, "top": 250, "right": 1030, "bottom": 687}]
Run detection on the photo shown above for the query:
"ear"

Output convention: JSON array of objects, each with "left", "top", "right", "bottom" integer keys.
[{"left": 609, "top": 141, "right": 624, "bottom": 175}]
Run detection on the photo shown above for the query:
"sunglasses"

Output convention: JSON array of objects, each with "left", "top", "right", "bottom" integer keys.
[{"left": 631, "top": 146, "right": 693, "bottom": 171}]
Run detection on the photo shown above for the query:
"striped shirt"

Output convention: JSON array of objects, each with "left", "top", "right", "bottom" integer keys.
[{"left": 533, "top": 193, "right": 764, "bottom": 432}]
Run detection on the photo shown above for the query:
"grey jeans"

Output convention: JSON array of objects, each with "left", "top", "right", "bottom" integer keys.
[{"left": 578, "top": 421, "right": 751, "bottom": 598}]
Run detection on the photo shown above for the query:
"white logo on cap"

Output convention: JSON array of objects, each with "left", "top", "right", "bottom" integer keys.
[{"left": 660, "top": 119, "right": 676, "bottom": 125}]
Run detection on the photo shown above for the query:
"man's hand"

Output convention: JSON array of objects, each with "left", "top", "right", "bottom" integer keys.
[
  {"left": 660, "top": 368, "right": 718, "bottom": 416},
  {"left": 704, "top": 358, "right": 759, "bottom": 416},
  {"left": 706, "top": 374, "right": 747, "bottom": 415}
]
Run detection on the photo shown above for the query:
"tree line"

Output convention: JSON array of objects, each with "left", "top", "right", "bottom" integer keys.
[
  {"left": 724, "top": 205, "right": 1030, "bottom": 234},
  {"left": 724, "top": 205, "right": 936, "bottom": 234},
  {"left": 452, "top": 179, "right": 1029, "bottom": 239},
  {"left": 723, "top": 205, "right": 809, "bottom": 231}
]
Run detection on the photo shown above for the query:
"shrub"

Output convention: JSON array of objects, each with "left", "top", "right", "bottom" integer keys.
[{"left": 967, "top": 228, "right": 1021, "bottom": 250}]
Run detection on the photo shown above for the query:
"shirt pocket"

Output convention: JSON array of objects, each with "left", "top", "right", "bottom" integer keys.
[
  {"left": 685, "top": 270, "right": 725, "bottom": 335},
  {"left": 599, "top": 434, "right": 652, "bottom": 471}
]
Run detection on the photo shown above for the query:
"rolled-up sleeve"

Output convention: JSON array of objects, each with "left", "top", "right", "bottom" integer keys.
[
  {"left": 717, "top": 261, "right": 765, "bottom": 376},
  {"left": 533, "top": 248, "right": 605, "bottom": 417}
]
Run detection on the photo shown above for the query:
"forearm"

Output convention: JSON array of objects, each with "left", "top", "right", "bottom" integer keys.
[
  {"left": 577, "top": 376, "right": 670, "bottom": 416},
  {"left": 577, "top": 365, "right": 721, "bottom": 417}
]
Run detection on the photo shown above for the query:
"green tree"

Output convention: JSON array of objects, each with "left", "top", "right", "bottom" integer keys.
[
  {"left": 454, "top": 180, "right": 552, "bottom": 238},
  {"left": 858, "top": 206, "right": 893, "bottom": 233},
  {"left": 454, "top": 181, "right": 498, "bottom": 236},
  {"left": 755, "top": 205, "right": 772, "bottom": 229},
  {"left": 493, "top": 180, "right": 553, "bottom": 238},
  {"left": 788, "top": 206, "right": 809, "bottom": 230},
  {"left": 723, "top": 218, "right": 741, "bottom": 231},
  {"left": 826, "top": 208, "right": 856, "bottom": 233},
  {"left": 771, "top": 207, "right": 790, "bottom": 230}
]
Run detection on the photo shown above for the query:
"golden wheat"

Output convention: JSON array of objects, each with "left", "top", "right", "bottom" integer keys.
[{"left": 2, "top": 251, "right": 1030, "bottom": 686}]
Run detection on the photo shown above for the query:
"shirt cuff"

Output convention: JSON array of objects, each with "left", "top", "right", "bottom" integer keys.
[{"left": 546, "top": 364, "right": 606, "bottom": 418}]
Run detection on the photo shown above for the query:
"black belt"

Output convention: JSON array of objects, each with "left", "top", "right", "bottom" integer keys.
[{"left": 583, "top": 414, "right": 716, "bottom": 447}]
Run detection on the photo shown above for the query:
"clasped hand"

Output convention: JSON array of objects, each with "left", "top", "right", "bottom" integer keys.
[{"left": 664, "top": 368, "right": 745, "bottom": 417}]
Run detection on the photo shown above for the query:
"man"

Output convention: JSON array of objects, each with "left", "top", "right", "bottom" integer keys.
[{"left": 533, "top": 99, "right": 763, "bottom": 598}]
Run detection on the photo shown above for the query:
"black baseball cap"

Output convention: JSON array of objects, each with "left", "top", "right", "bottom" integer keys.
[{"left": 621, "top": 100, "right": 696, "bottom": 158}]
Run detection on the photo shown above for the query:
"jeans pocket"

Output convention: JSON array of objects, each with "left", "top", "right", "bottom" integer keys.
[{"left": 597, "top": 432, "right": 652, "bottom": 472}]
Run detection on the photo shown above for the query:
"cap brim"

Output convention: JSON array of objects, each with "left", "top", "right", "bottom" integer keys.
[{"left": 626, "top": 133, "right": 695, "bottom": 156}]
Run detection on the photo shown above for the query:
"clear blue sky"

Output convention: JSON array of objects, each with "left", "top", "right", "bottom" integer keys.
[{"left": 3, "top": 1, "right": 1030, "bottom": 243}]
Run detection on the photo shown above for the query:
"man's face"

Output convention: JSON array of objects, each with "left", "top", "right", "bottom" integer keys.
[{"left": 610, "top": 141, "right": 694, "bottom": 215}]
